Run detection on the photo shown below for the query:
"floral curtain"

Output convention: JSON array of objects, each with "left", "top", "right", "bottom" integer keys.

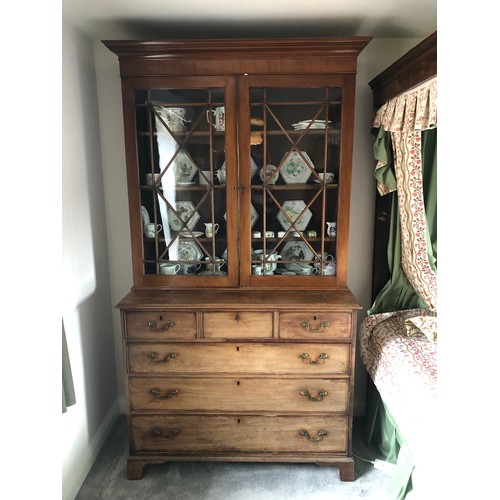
[{"left": 370, "top": 78, "right": 437, "bottom": 311}]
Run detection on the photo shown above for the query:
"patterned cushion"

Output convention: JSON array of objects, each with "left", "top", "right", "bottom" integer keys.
[{"left": 405, "top": 315, "right": 437, "bottom": 342}]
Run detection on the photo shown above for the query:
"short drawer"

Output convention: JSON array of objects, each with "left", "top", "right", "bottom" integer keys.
[
  {"left": 128, "top": 343, "right": 350, "bottom": 375},
  {"left": 280, "top": 312, "right": 352, "bottom": 340},
  {"left": 125, "top": 312, "right": 197, "bottom": 340},
  {"left": 203, "top": 311, "right": 273, "bottom": 339},
  {"left": 129, "top": 377, "right": 349, "bottom": 413},
  {"left": 131, "top": 414, "right": 348, "bottom": 453}
]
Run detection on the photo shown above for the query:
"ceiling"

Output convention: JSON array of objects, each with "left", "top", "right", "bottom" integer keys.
[{"left": 62, "top": 0, "right": 437, "bottom": 41}]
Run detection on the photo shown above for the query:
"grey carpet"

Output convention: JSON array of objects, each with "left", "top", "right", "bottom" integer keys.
[{"left": 76, "top": 415, "right": 393, "bottom": 499}]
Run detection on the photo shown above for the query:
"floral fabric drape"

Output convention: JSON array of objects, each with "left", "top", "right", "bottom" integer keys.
[{"left": 371, "top": 78, "right": 437, "bottom": 310}]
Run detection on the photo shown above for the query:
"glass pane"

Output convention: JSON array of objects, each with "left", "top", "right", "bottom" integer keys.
[
  {"left": 249, "top": 86, "right": 341, "bottom": 277},
  {"left": 135, "top": 87, "right": 228, "bottom": 277}
]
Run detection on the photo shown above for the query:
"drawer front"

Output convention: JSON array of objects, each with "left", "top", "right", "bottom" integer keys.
[
  {"left": 131, "top": 414, "right": 348, "bottom": 453},
  {"left": 128, "top": 343, "right": 350, "bottom": 375},
  {"left": 280, "top": 312, "right": 352, "bottom": 340},
  {"left": 125, "top": 312, "right": 197, "bottom": 340},
  {"left": 203, "top": 312, "right": 273, "bottom": 339},
  {"left": 129, "top": 377, "right": 349, "bottom": 413}
]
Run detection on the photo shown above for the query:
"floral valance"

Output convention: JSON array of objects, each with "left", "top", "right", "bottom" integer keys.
[{"left": 371, "top": 77, "right": 437, "bottom": 133}]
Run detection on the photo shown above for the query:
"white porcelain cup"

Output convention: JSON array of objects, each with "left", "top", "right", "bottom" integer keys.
[
  {"left": 296, "top": 265, "right": 318, "bottom": 276},
  {"left": 206, "top": 106, "right": 225, "bottom": 131},
  {"left": 146, "top": 173, "right": 161, "bottom": 185},
  {"left": 144, "top": 223, "right": 162, "bottom": 238},
  {"left": 216, "top": 168, "right": 226, "bottom": 185},
  {"left": 205, "top": 257, "right": 224, "bottom": 272},
  {"left": 318, "top": 172, "right": 334, "bottom": 183},
  {"left": 204, "top": 222, "right": 219, "bottom": 237},
  {"left": 159, "top": 263, "right": 180, "bottom": 275},
  {"left": 252, "top": 265, "right": 264, "bottom": 275}
]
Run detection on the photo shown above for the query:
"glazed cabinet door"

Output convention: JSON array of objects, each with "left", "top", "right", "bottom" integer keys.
[
  {"left": 121, "top": 76, "right": 239, "bottom": 287},
  {"left": 238, "top": 75, "right": 355, "bottom": 288}
]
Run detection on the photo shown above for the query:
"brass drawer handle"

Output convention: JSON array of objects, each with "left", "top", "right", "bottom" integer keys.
[
  {"left": 299, "top": 429, "right": 328, "bottom": 442},
  {"left": 152, "top": 427, "right": 181, "bottom": 440},
  {"left": 300, "top": 389, "right": 328, "bottom": 402},
  {"left": 300, "top": 353, "right": 329, "bottom": 365},
  {"left": 301, "top": 321, "right": 330, "bottom": 332},
  {"left": 147, "top": 352, "right": 177, "bottom": 363},
  {"left": 147, "top": 320, "right": 175, "bottom": 332},
  {"left": 151, "top": 388, "right": 179, "bottom": 399}
]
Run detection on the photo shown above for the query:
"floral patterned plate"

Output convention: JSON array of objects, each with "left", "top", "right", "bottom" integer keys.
[
  {"left": 167, "top": 201, "right": 201, "bottom": 231},
  {"left": 279, "top": 151, "right": 314, "bottom": 184},
  {"left": 276, "top": 200, "right": 312, "bottom": 231}
]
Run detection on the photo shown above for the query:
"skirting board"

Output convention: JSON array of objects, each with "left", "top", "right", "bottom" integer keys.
[{"left": 63, "top": 400, "right": 120, "bottom": 500}]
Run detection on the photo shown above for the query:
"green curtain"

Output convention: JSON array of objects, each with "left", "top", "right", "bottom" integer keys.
[
  {"left": 369, "top": 127, "right": 437, "bottom": 314},
  {"left": 62, "top": 320, "right": 76, "bottom": 413}
]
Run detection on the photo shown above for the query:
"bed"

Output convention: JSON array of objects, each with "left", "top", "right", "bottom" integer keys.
[{"left": 360, "top": 32, "right": 437, "bottom": 500}]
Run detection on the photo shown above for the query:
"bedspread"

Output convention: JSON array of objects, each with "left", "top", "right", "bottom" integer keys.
[{"left": 359, "top": 308, "right": 438, "bottom": 498}]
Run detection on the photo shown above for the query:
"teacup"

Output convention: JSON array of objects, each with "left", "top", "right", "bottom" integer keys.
[
  {"left": 204, "top": 222, "right": 219, "bottom": 237},
  {"left": 159, "top": 263, "right": 180, "bottom": 275},
  {"left": 144, "top": 223, "right": 162, "bottom": 238},
  {"left": 181, "top": 263, "right": 201, "bottom": 275},
  {"left": 253, "top": 249, "right": 281, "bottom": 272},
  {"left": 318, "top": 172, "right": 334, "bottom": 183},
  {"left": 295, "top": 265, "right": 318, "bottom": 276},
  {"left": 206, "top": 106, "right": 225, "bottom": 131},
  {"left": 252, "top": 265, "right": 264, "bottom": 275},
  {"left": 205, "top": 257, "right": 224, "bottom": 273}
]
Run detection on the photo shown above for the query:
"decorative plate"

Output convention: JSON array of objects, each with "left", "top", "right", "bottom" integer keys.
[
  {"left": 173, "top": 150, "right": 197, "bottom": 183},
  {"left": 276, "top": 200, "right": 312, "bottom": 231},
  {"left": 141, "top": 206, "right": 150, "bottom": 232},
  {"left": 281, "top": 241, "right": 315, "bottom": 268},
  {"left": 279, "top": 151, "right": 314, "bottom": 184},
  {"left": 167, "top": 201, "right": 201, "bottom": 231},
  {"left": 224, "top": 203, "right": 258, "bottom": 228},
  {"left": 176, "top": 241, "right": 203, "bottom": 261}
]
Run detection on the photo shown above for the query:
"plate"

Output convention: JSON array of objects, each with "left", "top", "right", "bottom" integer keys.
[
  {"left": 281, "top": 241, "right": 315, "bottom": 269},
  {"left": 221, "top": 157, "right": 258, "bottom": 179},
  {"left": 180, "top": 231, "right": 203, "bottom": 238},
  {"left": 224, "top": 204, "right": 258, "bottom": 228},
  {"left": 173, "top": 150, "right": 197, "bottom": 183},
  {"left": 279, "top": 151, "right": 314, "bottom": 184},
  {"left": 176, "top": 241, "right": 203, "bottom": 261},
  {"left": 167, "top": 201, "right": 201, "bottom": 231},
  {"left": 141, "top": 206, "right": 150, "bottom": 231},
  {"left": 276, "top": 200, "right": 312, "bottom": 231}
]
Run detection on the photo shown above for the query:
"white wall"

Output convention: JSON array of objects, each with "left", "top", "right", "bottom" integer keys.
[{"left": 61, "top": 19, "right": 119, "bottom": 500}]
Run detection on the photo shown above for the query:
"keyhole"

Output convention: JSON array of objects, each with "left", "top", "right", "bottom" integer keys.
[
  {"left": 313, "top": 315, "right": 317, "bottom": 320},
  {"left": 236, "top": 346, "right": 240, "bottom": 351},
  {"left": 237, "top": 418, "right": 241, "bottom": 424},
  {"left": 237, "top": 381, "right": 240, "bottom": 385},
  {"left": 160, "top": 315, "right": 163, "bottom": 320}
]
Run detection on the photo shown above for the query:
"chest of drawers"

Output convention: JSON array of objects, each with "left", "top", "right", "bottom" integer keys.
[{"left": 118, "top": 289, "right": 360, "bottom": 480}]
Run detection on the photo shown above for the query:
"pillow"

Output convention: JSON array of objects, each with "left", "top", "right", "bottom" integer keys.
[{"left": 405, "top": 315, "right": 437, "bottom": 342}]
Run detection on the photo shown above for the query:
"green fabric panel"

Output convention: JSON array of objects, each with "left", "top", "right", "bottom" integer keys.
[
  {"left": 421, "top": 128, "right": 437, "bottom": 270},
  {"left": 62, "top": 321, "right": 76, "bottom": 413},
  {"left": 368, "top": 128, "right": 436, "bottom": 314},
  {"left": 372, "top": 126, "right": 397, "bottom": 190}
]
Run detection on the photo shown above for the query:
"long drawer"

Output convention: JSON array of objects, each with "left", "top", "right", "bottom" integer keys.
[
  {"left": 128, "top": 343, "right": 350, "bottom": 375},
  {"left": 131, "top": 414, "right": 348, "bottom": 453},
  {"left": 129, "top": 377, "right": 349, "bottom": 413}
]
